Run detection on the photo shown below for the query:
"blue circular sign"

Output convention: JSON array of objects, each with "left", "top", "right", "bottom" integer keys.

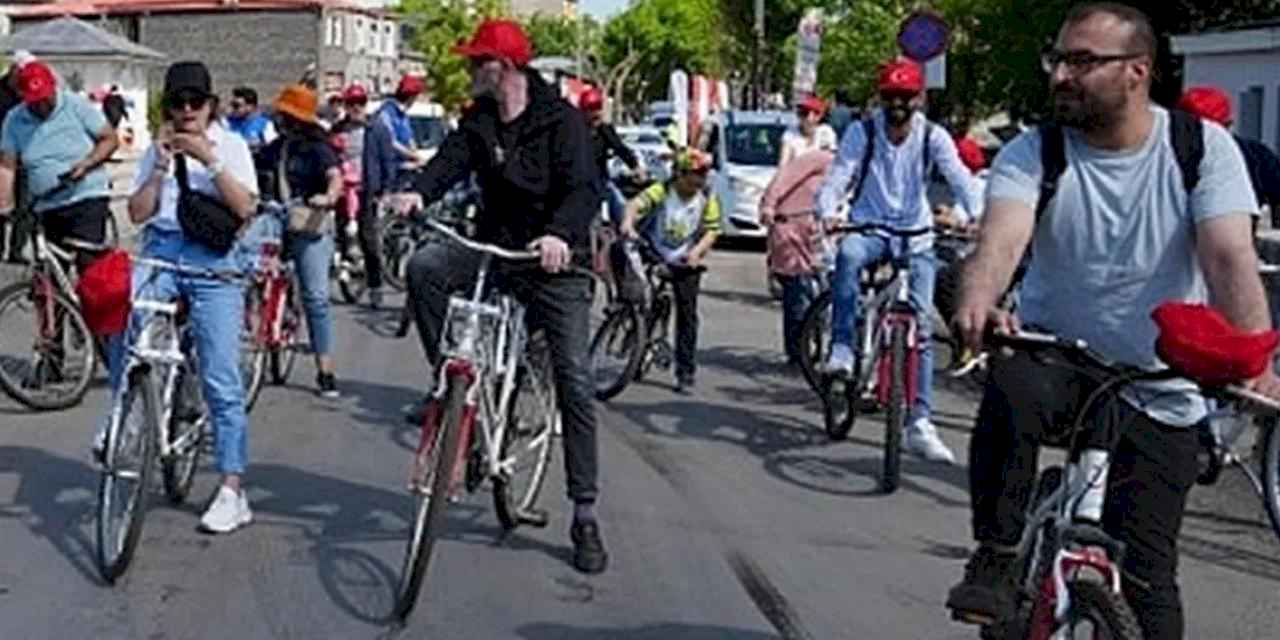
[{"left": 898, "top": 11, "right": 950, "bottom": 62}]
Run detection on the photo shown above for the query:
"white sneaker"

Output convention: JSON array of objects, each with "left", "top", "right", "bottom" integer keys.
[
  {"left": 825, "top": 344, "right": 855, "bottom": 377},
  {"left": 905, "top": 418, "right": 956, "bottom": 464},
  {"left": 200, "top": 485, "right": 253, "bottom": 534}
]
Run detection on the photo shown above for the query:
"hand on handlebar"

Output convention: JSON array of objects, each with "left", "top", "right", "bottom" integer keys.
[
  {"left": 619, "top": 219, "right": 638, "bottom": 239},
  {"left": 953, "top": 302, "right": 1020, "bottom": 354},
  {"left": 529, "top": 234, "right": 571, "bottom": 273}
]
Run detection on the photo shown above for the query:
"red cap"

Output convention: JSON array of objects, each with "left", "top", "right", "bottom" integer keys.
[
  {"left": 18, "top": 61, "right": 56, "bottom": 105},
  {"left": 453, "top": 19, "right": 534, "bottom": 67},
  {"left": 955, "top": 137, "right": 987, "bottom": 173},
  {"left": 396, "top": 75, "right": 425, "bottom": 97},
  {"left": 1177, "top": 86, "right": 1232, "bottom": 127},
  {"left": 878, "top": 58, "right": 924, "bottom": 94},
  {"left": 341, "top": 83, "right": 368, "bottom": 104},
  {"left": 579, "top": 87, "right": 604, "bottom": 112},
  {"left": 798, "top": 94, "right": 826, "bottom": 115}
]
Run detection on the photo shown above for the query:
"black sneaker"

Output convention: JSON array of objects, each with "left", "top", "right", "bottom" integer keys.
[
  {"left": 570, "top": 521, "right": 609, "bottom": 575},
  {"left": 945, "top": 546, "right": 1020, "bottom": 624},
  {"left": 674, "top": 377, "right": 694, "bottom": 395},
  {"left": 317, "top": 372, "right": 340, "bottom": 398}
]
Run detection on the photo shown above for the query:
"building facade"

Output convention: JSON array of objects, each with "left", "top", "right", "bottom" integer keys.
[{"left": 1172, "top": 23, "right": 1280, "bottom": 152}]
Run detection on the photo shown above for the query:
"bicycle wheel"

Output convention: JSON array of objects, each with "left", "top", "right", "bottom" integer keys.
[
  {"left": 1050, "top": 580, "right": 1143, "bottom": 640},
  {"left": 1260, "top": 418, "right": 1280, "bottom": 542},
  {"left": 240, "top": 286, "right": 267, "bottom": 411},
  {"left": 882, "top": 324, "right": 909, "bottom": 494},
  {"left": 822, "top": 374, "right": 860, "bottom": 441},
  {"left": 380, "top": 218, "right": 413, "bottom": 292},
  {"left": 96, "top": 367, "right": 156, "bottom": 583},
  {"left": 162, "top": 357, "right": 205, "bottom": 504},
  {"left": 270, "top": 277, "right": 303, "bottom": 385},
  {"left": 797, "top": 289, "right": 832, "bottom": 394},
  {"left": 588, "top": 303, "right": 646, "bottom": 401},
  {"left": 493, "top": 338, "right": 556, "bottom": 530},
  {"left": 394, "top": 375, "right": 468, "bottom": 621},
  {"left": 0, "top": 279, "right": 96, "bottom": 411}
]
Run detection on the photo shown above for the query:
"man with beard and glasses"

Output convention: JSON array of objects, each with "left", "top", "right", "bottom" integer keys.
[
  {"left": 816, "top": 56, "right": 982, "bottom": 465},
  {"left": 404, "top": 19, "right": 607, "bottom": 575},
  {"left": 945, "top": 4, "right": 1280, "bottom": 638}
]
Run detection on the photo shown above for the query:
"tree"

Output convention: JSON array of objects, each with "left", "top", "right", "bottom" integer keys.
[
  {"left": 523, "top": 13, "right": 602, "bottom": 62},
  {"left": 597, "top": 0, "right": 727, "bottom": 112},
  {"left": 398, "top": 0, "right": 509, "bottom": 113}
]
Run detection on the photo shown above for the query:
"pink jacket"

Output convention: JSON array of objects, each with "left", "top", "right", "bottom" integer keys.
[{"left": 760, "top": 149, "right": 834, "bottom": 276}]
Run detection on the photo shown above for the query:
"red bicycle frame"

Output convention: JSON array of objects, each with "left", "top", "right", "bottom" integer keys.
[
  {"left": 409, "top": 360, "right": 480, "bottom": 495},
  {"left": 875, "top": 310, "right": 921, "bottom": 408},
  {"left": 1028, "top": 546, "right": 1124, "bottom": 639}
]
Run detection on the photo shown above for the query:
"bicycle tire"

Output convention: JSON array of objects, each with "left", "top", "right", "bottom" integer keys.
[
  {"left": 797, "top": 289, "right": 832, "bottom": 394},
  {"left": 587, "top": 304, "right": 646, "bottom": 401},
  {"left": 96, "top": 367, "right": 156, "bottom": 584},
  {"left": 822, "top": 375, "right": 858, "bottom": 441},
  {"left": 1052, "top": 580, "right": 1143, "bottom": 640},
  {"left": 337, "top": 259, "right": 368, "bottom": 305},
  {"left": 270, "top": 277, "right": 303, "bottom": 385},
  {"left": 241, "top": 287, "right": 267, "bottom": 411},
  {"left": 493, "top": 340, "right": 556, "bottom": 530},
  {"left": 882, "top": 324, "right": 908, "bottom": 494},
  {"left": 0, "top": 280, "right": 96, "bottom": 411},
  {"left": 379, "top": 218, "right": 413, "bottom": 292},
  {"left": 1261, "top": 418, "right": 1280, "bottom": 543},
  {"left": 394, "top": 375, "right": 468, "bottom": 621},
  {"left": 162, "top": 362, "right": 205, "bottom": 504}
]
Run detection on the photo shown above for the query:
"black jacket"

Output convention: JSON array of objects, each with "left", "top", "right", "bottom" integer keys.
[
  {"left": 413, "top": 70, "right": 599, "bottom": 259},
  {"left": 592, "top": 123, "right": 638, "bottom": 180}
]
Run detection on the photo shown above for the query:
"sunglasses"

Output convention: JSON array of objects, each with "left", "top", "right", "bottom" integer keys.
[{"left": 166, "top": 93, "right": 209, "bottom": 111}]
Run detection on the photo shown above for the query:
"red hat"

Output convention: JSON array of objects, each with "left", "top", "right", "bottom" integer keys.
[
  {"left": 453, "top": 19, "right": 534, "bottom": 67},
  {"left": 1152, "top": 302, "right": 1280, "bottom": 386},
  {"left": 579, "top": 87, "right": 604, "bottom": 112},
  {"left": 1177, "top": 86, "right": 1232, "bottom": 127},
  {"left": 955, "top": 137, "right": 987, "bottom": 173},
  {"left": 798, "top": 94, "right": 826, "bottom": 115},
  {"left": 878, "top": 58, "right": 924, "bottom": 94},
  {"left": 341, "top": 83, "right": 368, "bottom": 104},
  {"left": 396, "top": 75, "right": 426, "bottom": 97},
  {"left": 17, "top": 61, "right": 56, "bottom": 105}
]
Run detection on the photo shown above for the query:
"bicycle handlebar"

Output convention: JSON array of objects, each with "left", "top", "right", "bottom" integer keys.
[
  {"left": 133, "top": 256, "right": 247, "bottom": 283},
  {"left": 423, "top": 217, "right": 540, "bottom": 261},
  {"left": 826, "top": 222, "right": 936, "bottom": 238}
]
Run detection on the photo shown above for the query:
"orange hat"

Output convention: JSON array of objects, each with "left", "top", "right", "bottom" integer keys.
[
  {"left": 453, "top": 19, "right": 534, "bottom": 67},
  {"left": 273, "top": 84, "right": 319, "bottom": 126}
]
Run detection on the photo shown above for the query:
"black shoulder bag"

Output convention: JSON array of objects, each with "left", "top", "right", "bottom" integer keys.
[{"left": 175, "top": 154, "right": 245, "bottom": 253}]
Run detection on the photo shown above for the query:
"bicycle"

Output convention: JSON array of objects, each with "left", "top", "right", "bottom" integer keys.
[
  {"left": 394, "top": 217, "right": 565, "bottom": 621},
  {"left": 950, "top": 329, "right": 1280, "bottom": 640},
  {"left": 806, "top": 223, "right": 939, "bottom": 494},
  {"left": 240, "top": 201, "right": 306, "bottom": 411},
  {"left": 795, "top": 223, "right": 969, "bottom": 396},
  {"left": 95, "top": 257, "right": 245, "bottom": 584},
  {"left": 587, "top": 237, "right": 706, "bottom": 401},
  {"left": 0, "top": 179, "right": 113, "bottom": 410}
]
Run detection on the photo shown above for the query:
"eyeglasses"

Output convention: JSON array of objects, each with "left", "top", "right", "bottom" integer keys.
[
  {"left": 1040, "top": 48, "right": 1144, "bottom": 75},
  {"left": 166, "top": 93, "right": 209, "bottom": 111}
]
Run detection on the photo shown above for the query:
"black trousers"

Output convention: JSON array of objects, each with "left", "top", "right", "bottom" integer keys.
[
  {"left": 405, "top": 240, "right": 599, "bottom": 504},
  {"left": 335, "top": 190, "right": 384, "bottom": 290},
  {"left": 970, "top": 375, "right": 1200, "bottom": 640},
  {"left": 666, "top": 267, "right": 701, "bottom": 382}
]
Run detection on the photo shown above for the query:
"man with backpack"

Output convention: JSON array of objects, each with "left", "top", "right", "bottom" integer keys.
[
  {"left": 816, "top": 56, "right": 981, "bottom": 465},
  {"left": 946, "top": 5, "right": 1280, "bottom": 638}
]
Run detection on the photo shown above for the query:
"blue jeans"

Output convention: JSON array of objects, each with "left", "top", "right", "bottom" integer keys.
[
  {"left": 603, "top": 180, "right": 627, "bottom": 226},
  {"left": 831, "top": 234, "right": 936, "bottom": 421},
  {"left": 107, "top": 228, "right": 250, "bottom": 474},
  {"left": 286, "top": 232, "right": 334, "bottom": 357},
  {"left": 779, "top": 274, "right": 817, "bottom": 362}
]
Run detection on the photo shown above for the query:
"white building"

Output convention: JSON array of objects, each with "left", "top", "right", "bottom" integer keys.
[{"left": 1172, "top": 23, "right": 1280, "bottom": 151}]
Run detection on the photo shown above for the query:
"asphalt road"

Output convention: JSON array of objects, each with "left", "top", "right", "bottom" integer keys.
[{"left": 1, "top": 246, "right": 1278, "bottom": 639}]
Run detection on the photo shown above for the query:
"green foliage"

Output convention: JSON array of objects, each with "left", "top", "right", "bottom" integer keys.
[
  {"left": 598, "top": 0, "right": 726, "bottom": 105},
  {"left": 524, "top": 13, "right": 601, "bottom": 62},
  {"left": 397, "top": 0, "right": 509, "bottom": 112}
]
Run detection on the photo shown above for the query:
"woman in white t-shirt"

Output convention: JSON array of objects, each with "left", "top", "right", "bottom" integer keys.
[{"left": 779, "top": 94, "right": 838, "bottom": 166}]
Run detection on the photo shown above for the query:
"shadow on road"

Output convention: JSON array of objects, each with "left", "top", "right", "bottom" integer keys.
[
  {"left": 337, "top": 377, "right": 426, "bottom": 453},
  {"left": 0, "top": 446, "right": 101, "bottom": 586},
  {"left": 762, "top": 451, "right": 968, "bottom": 507},
  {"left": 700, "top": 287, "right": 778, "bottom": 310},
  {"left": 515, "top": 622, "right": 779, "bottom": 640}
]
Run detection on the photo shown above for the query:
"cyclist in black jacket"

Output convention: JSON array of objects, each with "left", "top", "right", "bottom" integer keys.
[{"left": 579, "top": 86, "right": 645, "bottom": 225}]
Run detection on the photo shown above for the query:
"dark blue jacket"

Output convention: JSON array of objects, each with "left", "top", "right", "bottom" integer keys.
[{"left": 362, "top": 111, "right": 399, "bottom": 196}]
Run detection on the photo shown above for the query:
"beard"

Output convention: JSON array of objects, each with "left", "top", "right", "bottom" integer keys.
[
  {"left": 886, "top": 105, "right": 913, "bottom": 127},
  {"left": 1051, "top": 81, "right": 1126, "bottom": 130}
]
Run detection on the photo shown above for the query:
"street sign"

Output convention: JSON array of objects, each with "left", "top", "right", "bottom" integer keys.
[
  {"left": 791, "top": 8, "right": 824, "bottom": 104},
  {"left": 898, "top": 10, "right": 950, "bottom": 63}
]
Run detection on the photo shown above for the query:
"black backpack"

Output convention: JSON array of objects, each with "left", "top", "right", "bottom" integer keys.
[
  {"left": 848, "top": 116, "right": 934, "bottom": 207},
  {"left": 1032, "top": 109, "right": 1204, "bottom": 223}
]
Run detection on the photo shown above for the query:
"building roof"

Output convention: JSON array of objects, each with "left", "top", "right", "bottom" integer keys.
[
  {"left": 4, "top": 0, "right": 393, "bottom": 19},
  {"left": 0, "top": 15, "right": 165, "bottom": 59}
]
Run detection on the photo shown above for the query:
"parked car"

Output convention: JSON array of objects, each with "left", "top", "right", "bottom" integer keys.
[
  {"left": 612, "top": 125, "right": 673, "bottom": 184},
  {"left": 701, "top": 109, "right": 796, "bottom": 239}
]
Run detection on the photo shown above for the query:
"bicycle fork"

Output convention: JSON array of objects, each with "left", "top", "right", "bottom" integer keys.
[{"left": 874, "top": 310, "right": 920, "bottom": 407}]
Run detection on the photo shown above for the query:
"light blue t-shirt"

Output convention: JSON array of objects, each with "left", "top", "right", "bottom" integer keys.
[
  {"left": 1, "top": 90, "right": 111, "bottom": 213},
  {"left": 986, "top": 107, "right": 1259, "bottom": 427}
]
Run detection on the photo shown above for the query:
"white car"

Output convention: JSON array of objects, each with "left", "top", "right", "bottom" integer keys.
[
  {"left": 702, "top": 110, "right": 797, "bottom": 238},
  {"left": 612, "top": 125, "right": 672, "bottom": 183}
]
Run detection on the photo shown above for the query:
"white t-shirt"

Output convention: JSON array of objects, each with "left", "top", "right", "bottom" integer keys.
[
  {"left": 986, "top": 106, "right": 1259, "bottom": 426},
  {"left": 780, "top": 125, "right": 836, "bottom": 163},
  {"left": 130, "top": 123, "right": 258, "bottom": 233}
]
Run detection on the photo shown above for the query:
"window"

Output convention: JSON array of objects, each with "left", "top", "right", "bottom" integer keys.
[
  {"left": 1239, "top": 85, "right": 1264, "bottom": 141},
  {"left": 355, "top": 18, "right": 365, "bottom": 50},
  {"left": 327, "top": 16, "right": 343, "bottom": 47}
]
